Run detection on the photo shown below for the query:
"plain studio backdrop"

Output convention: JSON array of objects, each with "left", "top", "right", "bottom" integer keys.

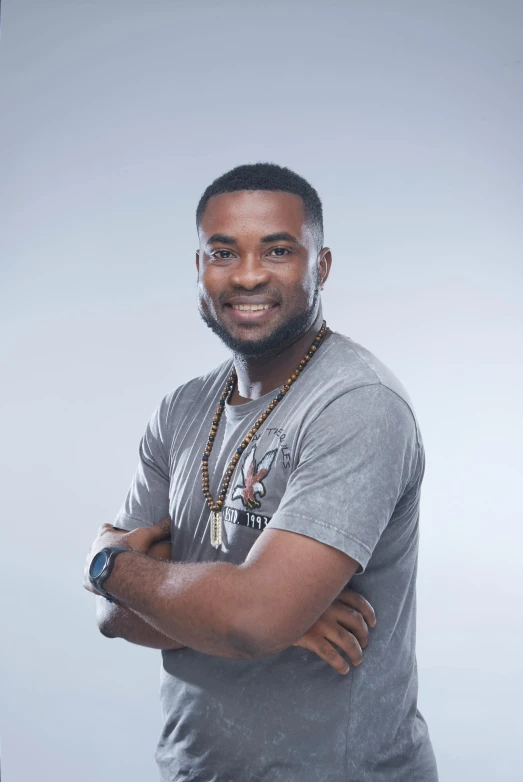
[{"left": 1, "top": 1, "right": 522, "bottom": 780}]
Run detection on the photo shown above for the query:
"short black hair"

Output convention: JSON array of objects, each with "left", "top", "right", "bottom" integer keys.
[{"left": 196, "top": 162, "right": 324, "bottom": 250}]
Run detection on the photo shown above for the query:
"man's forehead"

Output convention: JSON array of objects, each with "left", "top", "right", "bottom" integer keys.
[{"left": 199, "top": 190, "right": 310, "bottom": 241}]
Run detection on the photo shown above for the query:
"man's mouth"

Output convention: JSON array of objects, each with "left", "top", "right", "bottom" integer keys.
[
  {"left": 230, "top": 303, "right": 272, "bottom": 311},
  {"left": 224, "top": 299, "right": 280, "bottom": 323}
]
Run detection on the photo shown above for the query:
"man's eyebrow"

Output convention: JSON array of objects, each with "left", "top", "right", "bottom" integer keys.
[
  {"left": 261, "top": 232, "right": 299, "bottom": 244},
  {"left": 206, "top": 233, "right": 237, "bottom": 245},
  {"left": 205, "top": 231, "right": 299, "bottom": 246}
]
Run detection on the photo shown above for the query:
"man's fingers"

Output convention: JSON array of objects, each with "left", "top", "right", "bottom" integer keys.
[
  {"left": 147, "top": 517, "right": 172, "bottom": 542},
  {"left": 331, "top": 604, "right": 369, "bottom": 649},
  {"left": 126, "top": 518, "right": 171, "bottom": 551},
  {"left": 291, "top": 587, "right": 375, "bottom": 676},
  {"left": 322, "top": 622, "right": 363, "bottom": 667},
  {"left": 336, "top": 588, "right": 376, "bottom": 628},
  {"left": 294, "top": 619, "right": 364, "bottom": 674},
  {"left": 294, "top": 635, "right": 350, "bottom": 676}
]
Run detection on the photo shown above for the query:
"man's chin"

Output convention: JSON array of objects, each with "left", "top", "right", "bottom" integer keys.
[
  {"left": 199, "top": 309, "right": 315, "bottom": 358},
  {"left": 202, "top": 318, "right": 280, "bottom": 357}
]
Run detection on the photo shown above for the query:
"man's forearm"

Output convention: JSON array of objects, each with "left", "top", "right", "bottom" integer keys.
[
  {"left": 103, "top": 551, "right": 262, "bottom": 658},
  {"left": 96, "top": 596, "right": 185, "bottom": 650},
  {"left": 95, "top": 539, "right": 185, "bottom": 650}
]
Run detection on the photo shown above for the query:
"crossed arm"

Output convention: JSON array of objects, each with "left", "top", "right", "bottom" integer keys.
[{"left": 86, "top": 521, "right": 372, "bottom": 667}]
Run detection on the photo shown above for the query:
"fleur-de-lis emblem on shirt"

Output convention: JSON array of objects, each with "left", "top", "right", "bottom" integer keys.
[{"left": 231, "top": 445, "right": 277, "bottom": 510}]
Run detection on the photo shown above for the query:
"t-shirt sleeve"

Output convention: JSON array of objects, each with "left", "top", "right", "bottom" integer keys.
[
  {"left": 112, "top": 396, "right": 171, "bottom": 532},
  {"left": 268, "top": 383, "right": 421, "bottom": 573}
]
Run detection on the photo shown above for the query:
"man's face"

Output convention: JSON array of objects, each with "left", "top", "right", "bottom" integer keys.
[{"left": 196, "top": 190, "right": 331, "bottom": 357}]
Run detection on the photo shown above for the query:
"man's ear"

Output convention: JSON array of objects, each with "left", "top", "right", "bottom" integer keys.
[
  {"left": 318, "top": 248, "right": 332, "bottom": 289},
  {"left": 196, "top": 250, "right": 200, "bottom": 275}
]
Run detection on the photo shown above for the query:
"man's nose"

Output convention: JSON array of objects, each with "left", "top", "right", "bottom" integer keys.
[{"left": 229, "top": 255, "right": 270, "bottom": 289}]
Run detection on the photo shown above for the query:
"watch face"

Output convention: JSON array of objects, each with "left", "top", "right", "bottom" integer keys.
[{"left": 90, "top": 550, "right": 108, "bottom": 579}]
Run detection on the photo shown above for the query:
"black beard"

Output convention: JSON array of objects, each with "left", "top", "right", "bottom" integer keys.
[{"left": 199, "top": 288, "right": 321, "bottom": 359}]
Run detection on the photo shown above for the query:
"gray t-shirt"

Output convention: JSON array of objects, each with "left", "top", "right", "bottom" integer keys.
[{"left": 113, "top": 332, "right": 438, "bottom": 782}]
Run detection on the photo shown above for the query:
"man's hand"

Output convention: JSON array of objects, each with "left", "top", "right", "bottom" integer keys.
[
  {"left": 293, "top": 587, "right": 376, "bottom": 675},
  {"left": 83, "top": 518, "right": 171, "bottom": 596}
]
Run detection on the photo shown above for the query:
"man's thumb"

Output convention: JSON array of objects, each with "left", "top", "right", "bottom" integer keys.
[{"left": 148, "top": 517, "right": 171, "bottom": 542}]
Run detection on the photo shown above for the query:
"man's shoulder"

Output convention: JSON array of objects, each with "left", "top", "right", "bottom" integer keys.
[
  {"left": 313, "top": 332, "right": 422, "bottom": 442},
  {"left": 323, "top": 332, "right": 415, "bottom": 407}
]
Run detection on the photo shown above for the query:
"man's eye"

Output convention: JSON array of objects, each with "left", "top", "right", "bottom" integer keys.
[
  {"left": 269, "top": 247, "right": 290, "bottom": 257},
  {"left": 212, "top": 250, "right": 233, "bottom": 259}
]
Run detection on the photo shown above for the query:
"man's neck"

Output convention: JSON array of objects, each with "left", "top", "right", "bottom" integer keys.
[{"left": 228, "top": 311, "right": 332, "bottom": 406}]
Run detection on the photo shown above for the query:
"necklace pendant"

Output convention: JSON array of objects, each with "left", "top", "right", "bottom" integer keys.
[{"left": 210, "top": 511, "right": 223, "bottom": 548}]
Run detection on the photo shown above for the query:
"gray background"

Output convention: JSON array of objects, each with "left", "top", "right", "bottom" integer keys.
[{"left": 1, "top": 1, "right": 522, "bottom": 780}]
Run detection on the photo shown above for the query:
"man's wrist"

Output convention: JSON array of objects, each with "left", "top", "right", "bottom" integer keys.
[
  {"left": 102, "top": 547, "right": 136, "bottom": 599},
  {"left": 91, "top": 546, "right": 134, "bottom": 603}
]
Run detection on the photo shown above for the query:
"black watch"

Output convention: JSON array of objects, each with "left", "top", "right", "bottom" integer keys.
[{"left": 89, "top": 545, "right": 129, "bottom": 603}]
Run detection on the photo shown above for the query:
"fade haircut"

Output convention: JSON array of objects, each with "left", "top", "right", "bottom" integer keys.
[{"left": 196, "top": 162, "right": 324, "bottom": 251}]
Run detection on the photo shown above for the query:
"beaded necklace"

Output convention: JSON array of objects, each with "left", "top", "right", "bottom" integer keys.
[{"left": 202, "top": 320, "right": 328, "bottom": 547}]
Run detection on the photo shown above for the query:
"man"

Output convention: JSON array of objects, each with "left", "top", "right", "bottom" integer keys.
[{"left": 84, "top": 163, "right": 438, "bottom": 781}]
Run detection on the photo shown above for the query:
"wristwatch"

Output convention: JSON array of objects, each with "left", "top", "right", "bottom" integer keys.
[{"left": 89, "top": 545, "right": 129, "bottom": 603}]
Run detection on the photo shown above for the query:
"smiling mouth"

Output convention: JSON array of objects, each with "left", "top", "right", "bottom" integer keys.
[
  {"left": 223, "top": 301, "right": 280, "bottom": 322},
  {"left": 229, "top": 303, "right": 273, "bottom": 311}
]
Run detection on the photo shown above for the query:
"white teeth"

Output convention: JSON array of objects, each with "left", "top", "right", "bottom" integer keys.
[{"left": 231, "top": 304, "right": 271, "bottom": 311}]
